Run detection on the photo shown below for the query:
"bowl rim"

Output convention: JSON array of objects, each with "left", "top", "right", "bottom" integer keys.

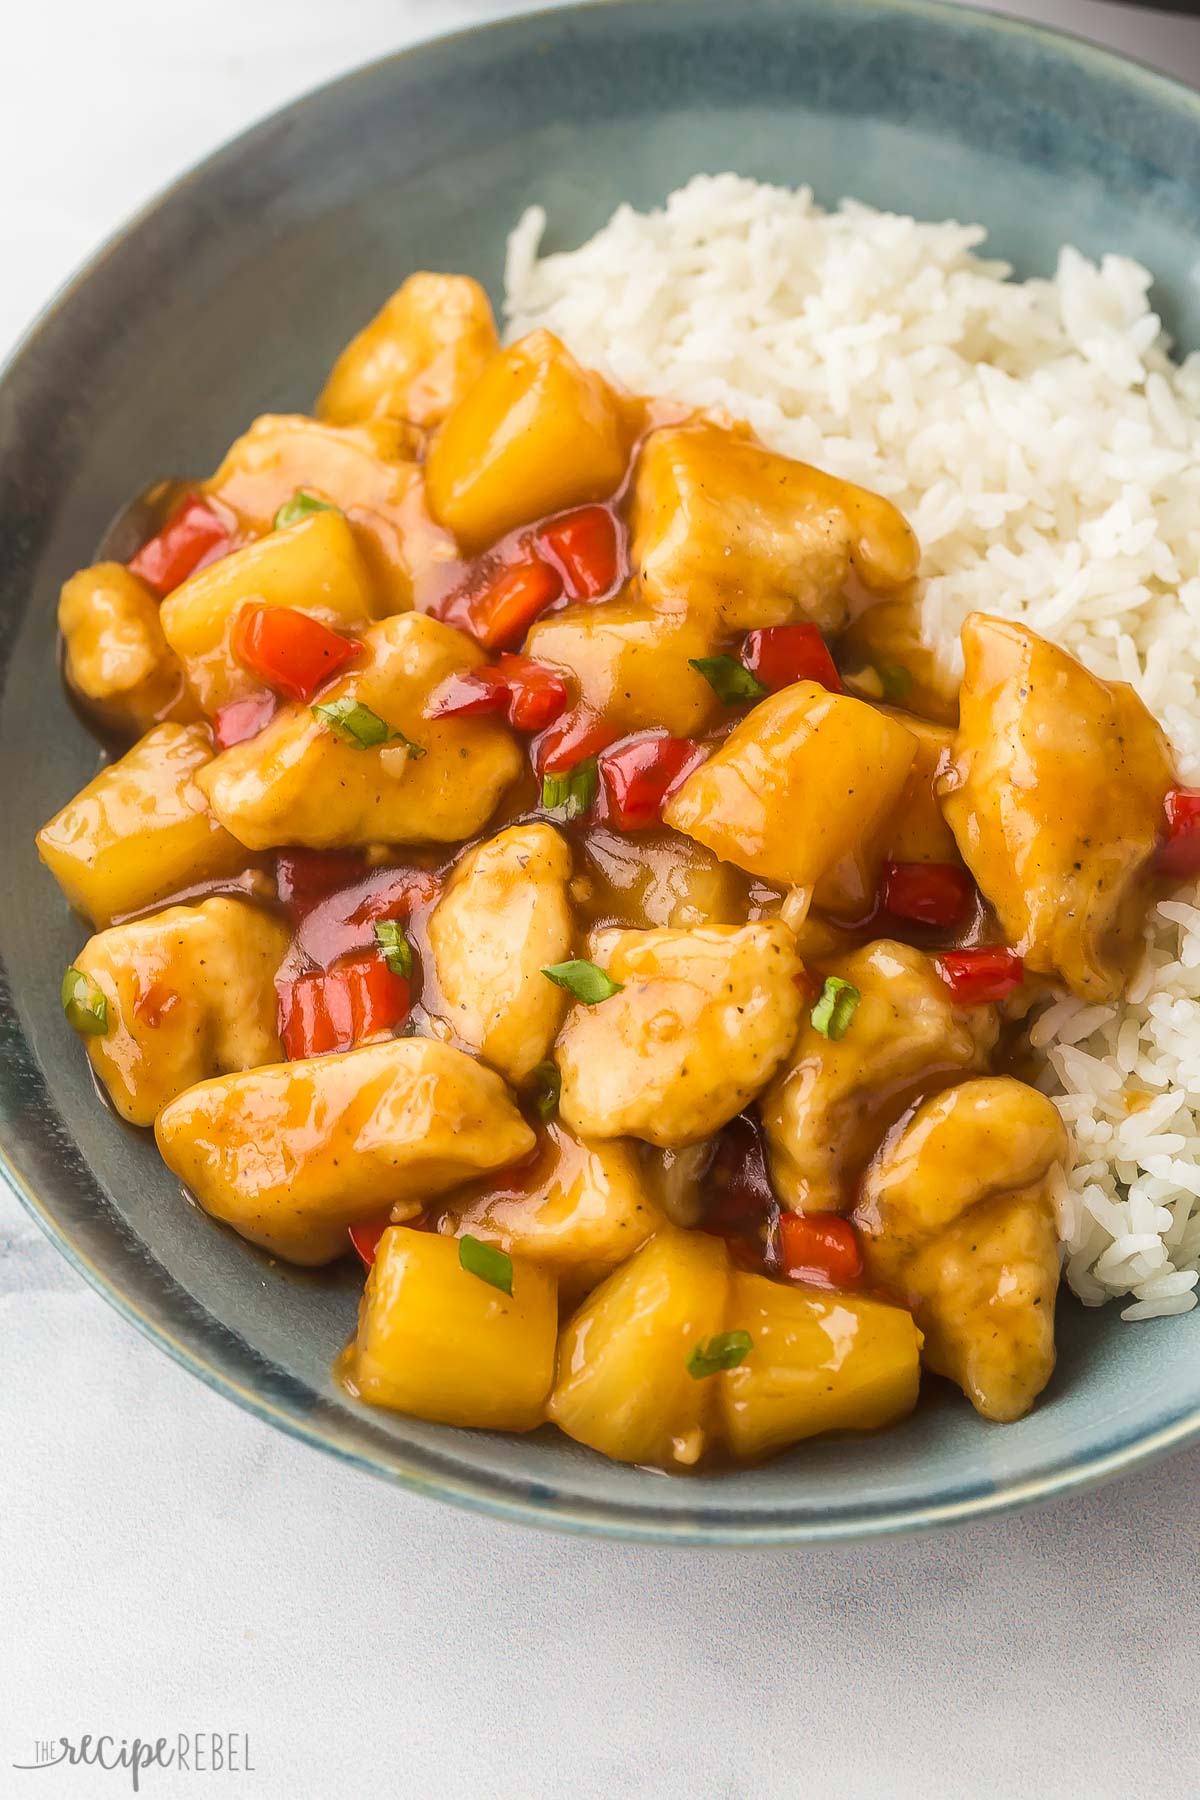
[{"left": 6, "top": 0, "right": 1200, "bottom": 1545}]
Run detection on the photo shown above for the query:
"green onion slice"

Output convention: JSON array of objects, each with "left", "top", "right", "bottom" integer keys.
[
  {"left": 458, "top": 1234, "right": 513, "bottom": 1295},
  {"left": 531, "top": 1059, "right": 561, "bottom": 1121},
  {"left": 686, "top": 1330, "right": 753, "bottom": 1380},
  {"left": 273, "top": 490, "right": 338, "bottom": 529},
  {"left": 810, "top": 976, "right": 861, "bottom": 1041},
  {"left": 688, "top": 655, "right": 768, "bottom": 705},
  {"left": 541, "top": 757, "right": 598, "bottom": 820},
  {"left": 541, "top": 959, "right": 623, "bottom": 1005},
  {"left": 374, "top": 920, "right": 414, "bottom": 978},
  {"left": 61, "top": 967, "right": 108, "bottom": 1036},
  {"left": 876, "top": 663, "right": 913, "bottom": 703},
  {"left": 311, "top": 697, "right": 424, "bottom": 755}
]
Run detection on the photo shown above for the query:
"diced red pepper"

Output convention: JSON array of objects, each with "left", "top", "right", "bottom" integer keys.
[
  {"left": 536, "top": 505, "right": 621, "bottom": 600},
  {"left": 742, "top": 625, "right": 843, "bottom": 694},
  {"left": 275, "top": 849, "right": 368, "bottom": 917},
  {"left": 231, "top": 604, "right": 361, "bottom": 702},
  {"left": 294, "top": 866, "right": 438, "bottom": 970},
  {"left": 472, "top": 557, "right": 562, "bottom": 651},
  {"left": 349, "top": 1217, "right": 391, "bottom": 1268},
  {"left": 1157, "top": 788, "right": 1200, "bottom": 879},
  {"left": 598, "top": 733, "right": 707, "bottom": 830},
  {"left": 213, "top": 691, "right": 277, "bottom": 750},
  {"left": 278, "top": 951, "right": 411, "bottom": 1060},
  {"left": 777, "top": 1213, "right": 863, "bottom": 1287},
  {"left": 881, "top": 860, "right": 975, "bottom": 928},
  {"left": 936, "top": 946, "right": 1025, "bottom": 1003},
  {"left": 496, "top": 655, "right": 570, "bottom": 731},
  {"left": 426, "top": 655, "right": 568, "bottom": 733},
  {"left": 129, "top": 493, "right": 231, "bottom": 596},
  {"left": 534, "top": 707, "right": 621, "bottom": 776}
]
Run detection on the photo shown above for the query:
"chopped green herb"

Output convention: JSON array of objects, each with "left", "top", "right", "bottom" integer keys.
[
  {"left": 688, "top": 655, "right": 768, "bottom": 705},
  {"left": 810, "top": 976, "right": 861, "bottom": 1041},
  {"left": 274, "top": 490, "right": 338, "bottom": 529},
  {"left": 531, "top": 1059, "right": 561, "bottom": 1121},
  {"left": 686, "top": 1330, "right": 753, "bottom": 1380},
  {"left": 876, "top": 663, "right": 913, "bottom": 703},
  {"left": 541, "top": 757, "right": 598, "bottom": 820},
  {"left": 61, "top": 966, "right": 108, "bottom": 1036},
  {"left": 458, "top": 1234, "right": 513, "bottom": 1295},
  {"left": 541, "top": 959, "right": 623, "bottom": 1005},
  {"left": 311, "top": 697, "right": 424, "bottom": 755},
  {"left": 374, "top": 920, "right": 414, "bottom": 978}
]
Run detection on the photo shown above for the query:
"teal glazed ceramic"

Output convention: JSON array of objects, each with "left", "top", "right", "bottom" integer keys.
[{"left": 3, "top": 0, "right": 1200, "bottom": 1543}]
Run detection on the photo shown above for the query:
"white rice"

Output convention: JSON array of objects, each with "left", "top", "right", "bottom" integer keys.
[{"left": 504, "top": 173, "right": 1200, "bottom": 1320}]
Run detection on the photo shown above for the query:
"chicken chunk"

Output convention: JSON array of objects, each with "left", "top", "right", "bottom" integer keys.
[
  {"left": 526, "top": 595, "right": 718, "bottom": 738},
  {"left": 761, "top": 940, "right": 998, "bottom": 1212},
  {"left": 663, "top": 682, "right": 917, "bottom": 890},
  {"left": 837, "top": 596, "right": 960, "bottom": 726},
  {"left": 197, "top": 613, "right": 521, "bottom": 852},
  {"left": 155, "top": 1036, "right": 536, "bottom": 1265},
  {"left": 630, "top": 420, "right": 919, "bottom": 634},
  {"left": 443, "top": 1120, "right": 665, "bottom": 1296},
  {"left": 854, "top": 1075, "right": 1068, "bottom": 1422},
  {"left": 940, "top": 614, "right": 1174, "bottom": 1001},
  {"left": 425, "top": 330, "right": 628, "bottom": 550},
  {"left": 317, "top": 272, "right": 499, "bottom": 430},
  {"left": 59, "top": 562, "right": 194, "bottom": 738},
  {"left": 70, "top": 897, "right": 289, "bottom": 1125},
  {"left": 556, "top": 920, "right": 803, "bottom": 1148},
  {"left": 428, "top": 824, "right": 574, "bottom": 1083},
  {"left": 340, "top": 1225, "right": 556, "bottom": 1430},
  {"left": 205, "top": 412, "right": 457, "bottom": 612},
  {"left": 37, "top": 722, "right": 248, "bottom": 927},
  {"left": 160, "top": 510, "right": 379, "bottom": 715}
]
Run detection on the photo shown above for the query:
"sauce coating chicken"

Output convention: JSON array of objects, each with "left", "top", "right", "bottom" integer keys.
[{"left": 40, "top": 268, "right": 1189, "bottom": 1474}]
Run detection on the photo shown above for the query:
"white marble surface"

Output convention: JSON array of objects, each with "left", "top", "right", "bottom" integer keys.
[{"left": 4, "top": 4, "right": 1200, "bottom": 1795}]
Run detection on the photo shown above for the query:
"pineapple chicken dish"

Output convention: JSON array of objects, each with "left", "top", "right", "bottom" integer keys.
[{"left": 36, "top": 272, "right": 1200, "bottom": 1473}]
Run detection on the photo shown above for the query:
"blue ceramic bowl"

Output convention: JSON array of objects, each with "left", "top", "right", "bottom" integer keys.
[{"left": 4, "top": 0, "right": 1200, "bottom": 1543}]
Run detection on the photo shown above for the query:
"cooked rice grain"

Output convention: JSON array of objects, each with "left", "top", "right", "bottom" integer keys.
[{"left": 505, "top": 175, "right": 1200, "bottom": 1317}]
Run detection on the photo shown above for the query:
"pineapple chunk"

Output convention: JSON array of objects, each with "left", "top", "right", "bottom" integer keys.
[
  {"left": 426, "top": 330, "right": 628, "bottom": 550},
  {"left": 341, "top": 1226, "right": 556, "bottom": 1430},
  {"left": 205, "top": 412, "right": 457, "bottom": 612},
  {"left": 37, "top": 722, "right": 247, "bottom": 927},
  {"left": 445, "top": 1120, "right": 664, "bottom": 1294},
  {"left": 160, "top": 510, "right": 379, "bottom": 714},
  {"left": 318, "top": 272, "right": 499, "bottom": 430},
  {"left": 719, "top": 1272, "right": 922, "bottom": 1462},
  {"left": 197, "top": 613, "right": 521, "bottom": 852},
  {"left": 72, "top": 897, "right": 289, "bottom": 1126},
  {"left": 663, "top": 681, "right": 918, "bottom": 889},
  {"left": 155, "top": 1037, "right": 535, "bottom": 1265},
  {"left": 526, "top": 596, "right": 718, "bottom": 738},
  {"left": 428, "top": 823, "right": 573, "bottom": 1083},
  {"left": 59, "top": 562, "right": 194, "bottom": 737},
  {"left": 547, "top": 1231, "right": 730, "bottom": 1468}
]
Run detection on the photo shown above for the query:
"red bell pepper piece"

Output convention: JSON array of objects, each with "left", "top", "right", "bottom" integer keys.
[
  {"left": 278, "top": 951, "right": 411, "bottom": 1059},
  {"left": 293, "top": 866, "right": 438, "bottom": 971},
  {"left": 881, "top": 860, "right": 975, "bottom": 928},
  {"left": 1157, "top": 788, "right": 1200, "bottom": 879},
  {"left": 129, "top": 493, "right": 231, "bottom": 596},
  {"left": 349, "top": 1217, "right": 391, "bottom": 1268},
  {"left": 535, "top": 707, "right": 621, "bottom": 776},
  {"left": 275, "top": 849, "right": 368, "bottom": 917},
  {"left": 598, "top": 733, "right": 706, "bottom": 830},
  {"left": 472, "top": 557, "right": 562, "bottom": 651},
  {"left": 537, "top": 505, "right": 621, "bottom": 600},
  {"left": 231, "top": 604, "right": 361, "bottom": 702},
  {"left": 742, "top": 625, "right": 843, "bottom": 694},
  {"left": 777, "top": 1213, "right": 863, "bottom": 1287},
  {"left": 212, "top": 690, "right": 277, "bottom": 750},
  {"left": 426, "top": 655, "right": 568, "bottom": 733},
  {"left": 936, "top": 946, "right": 1025, "bottom": 1003}
]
